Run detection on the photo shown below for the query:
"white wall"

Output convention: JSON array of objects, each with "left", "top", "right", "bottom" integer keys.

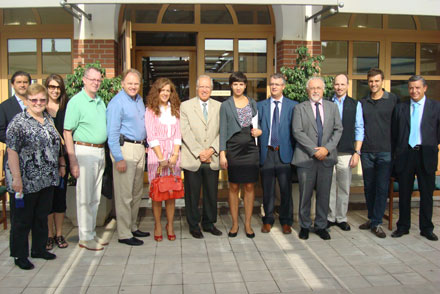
[{"left": 74, "top": 4, "right": 120, "bottom": 41}]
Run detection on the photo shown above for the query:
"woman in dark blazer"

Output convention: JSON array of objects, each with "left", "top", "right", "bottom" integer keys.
[{"left": 219, "top": 72, "right": 262, "bottom": 238}]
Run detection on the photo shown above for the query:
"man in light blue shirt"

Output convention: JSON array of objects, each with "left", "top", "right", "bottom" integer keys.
[
  {"left": 327, "top": 74, "right": 364, "bottom": 231},
  {"left": 107, "top": 68, "right": 149, "bottom": 246}
]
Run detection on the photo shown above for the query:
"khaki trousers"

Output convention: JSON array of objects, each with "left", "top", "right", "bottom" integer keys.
[
  {"left": 328, "top": 153, "right": 352, "bottom": 223},
  {"left": 112, "top": 142, "right": 145, "bottom": 239}
]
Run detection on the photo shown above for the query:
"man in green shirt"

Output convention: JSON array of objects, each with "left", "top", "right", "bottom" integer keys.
[{"left": 64, "top": 67, "right": 107, "bottom": 251}]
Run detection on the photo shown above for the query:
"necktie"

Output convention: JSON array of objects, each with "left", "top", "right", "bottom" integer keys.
[
  {"left": 409, "top": 102, "right": 420, "bottom": 147},
  {"left": 270, "top": 101, "right": 280, "bottom": 147},
  {"left": 202, "top": 102, "right": 208, "bottom": 121},
  {"left": 315, "top": 102, "right": 323, "bottom": 147}
]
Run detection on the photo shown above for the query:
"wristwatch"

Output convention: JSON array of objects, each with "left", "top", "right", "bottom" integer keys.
[{"left": 355, "top": 150, "right": 361, "bottom": 155}]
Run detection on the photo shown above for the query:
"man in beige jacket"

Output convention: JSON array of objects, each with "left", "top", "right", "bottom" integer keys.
[{"left": 180, "top": 75, "right": 222, "bottom": 239}]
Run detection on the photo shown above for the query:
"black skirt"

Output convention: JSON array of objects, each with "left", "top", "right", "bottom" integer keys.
[{"left": 226, "top": 126, "right": 259, "bottom": 183}]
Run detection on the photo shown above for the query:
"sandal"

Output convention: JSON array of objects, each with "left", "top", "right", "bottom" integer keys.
[
  {"left": 46, "top": 237, "right": 54, "bottom": 251},
  {"left": 55, "top": 235, "right": 69, "bottom": 248}
]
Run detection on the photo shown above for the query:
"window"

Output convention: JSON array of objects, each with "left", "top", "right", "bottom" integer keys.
[
  {"left": 201, "top": 5, "right": 233, "bottom": 24},
  {"left": 420, "top": 43, "right": 440, "bottom": 75},
  {"left": 391, "top": 43, "right": 416, "bottom": 75},
  {"left": 238, "top": 40, "right": 267, "bottom": 73},
  {"left": 162, "top": 4, "right": 194, "bottom": 24},
  {"left": 42, "top": 39, "right": 72, "bottom": 74},
  {"left": 353, "top": 14, "right": 382, "bottom": 29},
  {"left": 205, "top": 39, "right": 234, "bottom": 73},
  {"left": 8, "top": 39, "right": 37, "bottom": 74},
  {"left": 353, "top": 42, "right": 379, "bottom": 74},
  {"left": 321, "top": 41, "right": 348, "bottom": 75}
]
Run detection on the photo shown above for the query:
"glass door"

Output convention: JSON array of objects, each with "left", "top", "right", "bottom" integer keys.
[{"left": 135, "top": 51, "right": 196, "bottom": 101}]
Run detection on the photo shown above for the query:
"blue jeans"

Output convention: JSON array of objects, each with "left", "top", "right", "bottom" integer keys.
[{"left": 360, "top": 152, "right": 392, "bottom": 227}]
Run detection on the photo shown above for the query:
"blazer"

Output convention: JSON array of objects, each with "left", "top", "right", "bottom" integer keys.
[
  {"left": 219, "top": 96, "right": 258, "bottom": 152},
  {"left": 0, "top": 95, "right": 23, "bottom": 143},
  {"left": 180, "top": 97, "right": 221, "bottom": 172},
  {"left": 291, "top": 99, "right": 343, "bottom": 168},
  {"left": 392, "top": 98, "right": 440, "bottom": 174},
  {"left": 257, "top": 96, "right": 298, "bottom": 165}
]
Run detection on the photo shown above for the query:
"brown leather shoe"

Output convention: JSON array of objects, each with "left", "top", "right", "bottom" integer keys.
[
  {"left": 282, "top": 224, "right": 292, "bottom": 234},
  {"left": 261, "top": 224, "right": 271, "bottom": 233}
]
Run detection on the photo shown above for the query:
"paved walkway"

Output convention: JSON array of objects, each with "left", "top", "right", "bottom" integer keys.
[{"left": 0, "top": 208, "right": 439, "bottom": 294}]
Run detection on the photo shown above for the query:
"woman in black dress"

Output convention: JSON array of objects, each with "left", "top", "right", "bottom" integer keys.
[{"left": 219, "top": 72, "right": 262, "bottom": 238}]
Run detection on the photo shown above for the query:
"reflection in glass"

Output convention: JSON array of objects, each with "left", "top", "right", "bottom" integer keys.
[
  {"left": 247, "top": 79, "right": 267, "bottom": 102},
  {"left": 421, "top": 43, "right": 440, "bottom": 75},
  {"left": 321, "top": 41, "right": 348, "bottom": 75},
  {"left": 211, "top": 79, "right": 231, "bottom": 102},
  {"left": 388, "top": 15, "right": 415, "bottom": 30},
  {"left": 9, "top": 79, "right": 36, "bottom": 97},
  {"left": 391, "top": 80, "right": 409, "bottom": 101},
  {"left": 233, "top": 5, "right": 270, "bottom": 24},
  {"left": 37, "top": 8, "right": 73, "bottom": 24},
  {"left": 136, "top": 32, "right": 196, "bottom": 47},
  {"left": 419, "top": 16, "right": 440, "bottom": 30},
  {"left": 239, "top": 40, "right": 267, "bottom": 73},
  {"left": 201, "top": 5, "right": 233, "bottom": 24},
  {"left": 352, "top": 80, "right": 369, "bottom": 99},
  {"left": 162, "top": 4, "right": 194, "bottom": 24},
  {"left": 321, "top": 13, "right": 351, "bottom": 28},
  {"left": 353, "top": 14, "right": 382, "bottom": 29},
  {"left": 8, "top": 39, "right": 37, "bottom": 74},
  {"left": 426, "top": 80, "right": 440, "bottom": 101},
  {"left": 42, "top": 39, "right": 72, "bottom": 74},
  {"left": 353, "top": 42, "right": 379, "bottom": 74},
  {"left": 3, "top": 8, "right": 37, "bottom": 25},
  {"left": 391, "top": 43, "right": 415, "bottom": 75},
  {"left": 205, "top": 39, "right": 233, "bottom": 73}
]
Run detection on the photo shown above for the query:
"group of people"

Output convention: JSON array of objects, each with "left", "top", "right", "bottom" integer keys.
[{"left": 1, "top": 65, "right": 438, "bottom": 271}]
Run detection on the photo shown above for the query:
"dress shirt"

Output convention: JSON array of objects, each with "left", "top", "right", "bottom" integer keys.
[
  {"left": 332, "top": 95, "right": 364, "bottom": 142},
  {"left": 410, "top": 96, "right": 426, "bottom": 146},
  {"left": 15, "top": 95, "right": 26, "bottom": 111},
  {"left": 268, "top": 96, "right": 283, "bottom": 145},
  {"left": 310, "top": 98, "right": 324, "bottom": 124},
  {"left": 107, "top": 89, "right": 147, "bottom": 162},
  {"left": 199, "top": 98, "right": 209, "bottom": 114}
]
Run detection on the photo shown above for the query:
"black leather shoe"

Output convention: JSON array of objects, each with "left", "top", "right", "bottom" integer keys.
[
  {"left": 315, "top": 229, "right": 331, "bottom": 240},
  {"left": 228, "top": 227, "right": 239, "bottom": 238},
  {"left": 391, "top": 229, "right": 409, "bottom": 238},
  {"left": 14, "top": 257, "right": 34, "bottom": 270},
  {"left": 336, "top": 222, "right": 351, "bottom": 231},
  {"left": 118, "top": 237, "right": 144, "bottom": 246},
  {"left": 132, "top": 230, "right": 150, "bottom": 238},
  {"left": 246, "top": 230, "right": 255, "bottom": 239},
  {"left": 299, "top": 228, "right": 309, "bottom": 240},
  {"left": 420, "top": 231, "right": 438, "bottom": 241},
  {"left": 203, "top": 226, "right": 223, "bottom": 236},
  {"left": 31, "top": 251, "right": 56, "bottom": 260},
  {"left": 190, "top": 230, "right": 204, "bottom": 239},
  {"left": 327, "top": 221, "right": 336, "bottom": 228}
]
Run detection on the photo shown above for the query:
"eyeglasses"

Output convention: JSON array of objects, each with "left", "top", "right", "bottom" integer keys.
[
  {"left": 47, "top": 85, "right": 61, "bottom": 90},
  {"left": 85, "top": 76, "right": 102, "bottom": 84},
  {"left": 28, "top": 98, "right": 47, "bottom": 104}
]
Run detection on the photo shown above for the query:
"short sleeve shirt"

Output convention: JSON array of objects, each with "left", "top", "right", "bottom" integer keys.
[
  {"left": 5, "top": 111, "right": 61, "bottom": 194},
  {"left": 64, "top": 89, "right": 107, "bottom": 144}
]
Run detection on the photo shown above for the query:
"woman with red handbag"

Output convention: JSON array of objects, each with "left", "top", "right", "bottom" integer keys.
[{"left": 145, "top": 78, "right": 182, "bottom": 242}]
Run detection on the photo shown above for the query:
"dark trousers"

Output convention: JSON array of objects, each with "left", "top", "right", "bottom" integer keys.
[
  {"left": 10, "top": 186, "right": 54, "bottom": 258},
  {"left": 361, "top": 152, "right": 392, "bottom": 227},
  {"left": 396, "top": 149, "right": 435, "bottom": 233},
  {"left": 260, "top": 148, "right": 293, "bottom": 226},
  {"left": 297, "top": 161, "right": 333, "bottom": 230},
  {"left": 183, "top": 164, "right": 219, "bottom": 232}
]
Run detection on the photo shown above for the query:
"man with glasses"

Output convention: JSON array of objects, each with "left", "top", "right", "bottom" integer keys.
[
  {"left": 292, "top": 77, "right": 342, "bottom": 240},
  {"left": 64, "top": 67, "right": 107, "bottom": 251},
  {"left": 258, "top": 73, "right": 297, "bottom": 234},
  {"left": 180, "top": 75, "right": 223, "bottom": 239}
]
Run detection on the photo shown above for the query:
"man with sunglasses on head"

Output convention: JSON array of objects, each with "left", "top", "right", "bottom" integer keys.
[{"left": 64, "top": 67, "right": 108, "bottom": 251}]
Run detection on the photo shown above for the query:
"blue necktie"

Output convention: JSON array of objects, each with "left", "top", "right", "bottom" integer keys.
[
  {"left": 270, "top": 101, "right": 280, "bottom": 147},
  {"left": 409, "top": 102, "right": 420, "bottom": 147},
  {"left": 202, "top": 102, "right": 208, "bottom": 121},
  {"left": 315, "top": 102, "right": 323, "bottom": 147}
]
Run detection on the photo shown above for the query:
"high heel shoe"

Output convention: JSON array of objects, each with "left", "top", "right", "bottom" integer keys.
[
  {"left": 154, "top": 235, "right": 163, "bottom": 242},
  {"left": 228, "top": 227, "right": 239, "bottom": 238},
  {"left": 166, "top": 223, "right": 176, "bottom": 241}
]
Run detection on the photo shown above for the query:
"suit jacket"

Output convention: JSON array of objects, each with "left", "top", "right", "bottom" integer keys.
[
  {"left": 0, "top": 95, "right": 23, "bottom": 143},
  {"left": 291, "top": 99, "right": 343, "bottom": 168},
  {"left": 392, "top": 98, "right": 440, "bottom": 174},
  {"left": 180, "top": 97, "right": 221, "bottom": 172},
  {"left": 257, "top": 96, "right": 298, "bottom": 165}
]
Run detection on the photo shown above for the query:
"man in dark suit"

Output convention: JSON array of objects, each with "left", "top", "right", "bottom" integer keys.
[
  {"left": 258, "top": 73, "right": 297, "bottom": 234},
  {"left": 292, "top": 77, "right": 343, "bottom": 240},
  {"left": 0, "top": 71, "right": 31, "bottom": 143},
  {"left": 391, "top": 75, "right": 439, "bottom": 241}
]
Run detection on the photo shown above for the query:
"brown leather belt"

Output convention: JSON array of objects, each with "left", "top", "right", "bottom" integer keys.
[
  {"left": 75, "top": 141, "right": 104, "bottom": 148},
  {"left": 268, "top": 146, "right": 280, "bottom": 151}
]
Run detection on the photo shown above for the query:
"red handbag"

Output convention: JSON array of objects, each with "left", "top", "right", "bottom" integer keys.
[{"left": 149, "top": 167, "right": 184, "bottom": 201}]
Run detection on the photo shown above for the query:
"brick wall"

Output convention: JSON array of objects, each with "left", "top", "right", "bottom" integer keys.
[
  {"left": 73, "top": 40, "right": 118, "bottom": 78},
  {"left": 276, "top": 40, "right": 322, "bottom": 73}
]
